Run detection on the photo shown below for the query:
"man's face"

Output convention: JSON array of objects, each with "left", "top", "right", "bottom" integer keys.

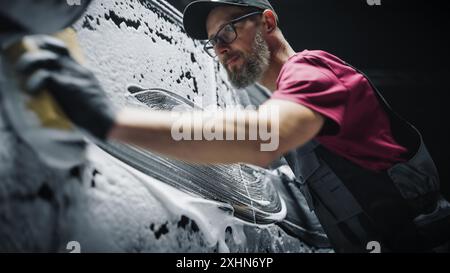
[{"left": 206, "top": 6, "right": 270, "bottom": 89}]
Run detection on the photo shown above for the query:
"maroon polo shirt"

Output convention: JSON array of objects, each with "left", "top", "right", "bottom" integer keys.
[{"left": 271, "top": 50, "right": 408, "bottom": 171}]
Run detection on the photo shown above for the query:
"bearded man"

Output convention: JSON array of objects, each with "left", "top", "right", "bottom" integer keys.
[{"left": 12, "top": 0, "right": 444, "bottom": 252}]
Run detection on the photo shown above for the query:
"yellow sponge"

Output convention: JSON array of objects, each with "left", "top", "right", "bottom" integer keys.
[{"left": 4, "top": 28, "right": 85, "bottom": 130}]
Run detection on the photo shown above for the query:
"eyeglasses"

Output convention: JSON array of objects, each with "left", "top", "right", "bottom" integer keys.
[{"left": 204, "top": 11, "right": 263, "bottom": 58}]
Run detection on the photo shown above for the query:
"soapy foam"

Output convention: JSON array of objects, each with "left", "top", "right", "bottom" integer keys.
[{"left": 88, "top": 144, "right": 250, "bottom": 253}]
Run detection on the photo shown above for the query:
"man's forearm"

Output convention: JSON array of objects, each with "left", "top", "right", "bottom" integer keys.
[{"left": 107, "top": 108, "right": 277, "bottom": 166}]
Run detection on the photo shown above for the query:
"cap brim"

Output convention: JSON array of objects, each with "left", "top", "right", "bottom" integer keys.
[{"left": 183, "top": 1, "right": 251, "bottom": 40}]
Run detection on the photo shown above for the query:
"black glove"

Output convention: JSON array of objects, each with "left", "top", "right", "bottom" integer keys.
[{"left": 15, "top": 35, "right": 117, "bottom": 140}]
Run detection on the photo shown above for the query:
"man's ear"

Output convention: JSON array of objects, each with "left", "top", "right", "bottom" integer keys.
[{"left": 262, "top": 9, "right": 277, "bottom": 33}]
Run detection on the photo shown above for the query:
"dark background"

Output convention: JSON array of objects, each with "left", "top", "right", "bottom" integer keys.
[{"left": 168, "top": 0, "right": 450, "bottom": 199}]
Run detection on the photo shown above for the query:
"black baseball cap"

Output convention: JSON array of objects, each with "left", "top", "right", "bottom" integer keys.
[{"left": 183, "top": 0, "right": 276, "bottom": 40}]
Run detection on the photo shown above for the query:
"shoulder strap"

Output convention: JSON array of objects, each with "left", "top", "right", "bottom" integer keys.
[{"left": 344, "top": 62, "right": 422, "bottom": 157}]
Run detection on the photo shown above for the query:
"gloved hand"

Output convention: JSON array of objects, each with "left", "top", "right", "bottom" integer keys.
[{"left": 15, "top": 35, "right": 117, "bottom": 140}]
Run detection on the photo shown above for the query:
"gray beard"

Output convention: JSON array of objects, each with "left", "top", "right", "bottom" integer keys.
[{"left": 225, "top": 30, "right": 270, "bottom": 89}]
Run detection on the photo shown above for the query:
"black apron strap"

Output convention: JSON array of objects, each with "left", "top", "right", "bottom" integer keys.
[
  {"left": 287, "top": 141, "right": 384, "bottom": 252},
  {"left": 345, "top": 63, "right": 440, "bottom": 213}
]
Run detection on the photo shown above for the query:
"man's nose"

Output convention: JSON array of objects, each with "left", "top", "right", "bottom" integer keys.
[{"left": 215, "top": 42, "right": 229, "bottom": 58}]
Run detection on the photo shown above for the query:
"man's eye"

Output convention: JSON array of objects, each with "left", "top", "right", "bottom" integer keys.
[{"left": 223, "top": 25, "right": 234, "bottom": 33}]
